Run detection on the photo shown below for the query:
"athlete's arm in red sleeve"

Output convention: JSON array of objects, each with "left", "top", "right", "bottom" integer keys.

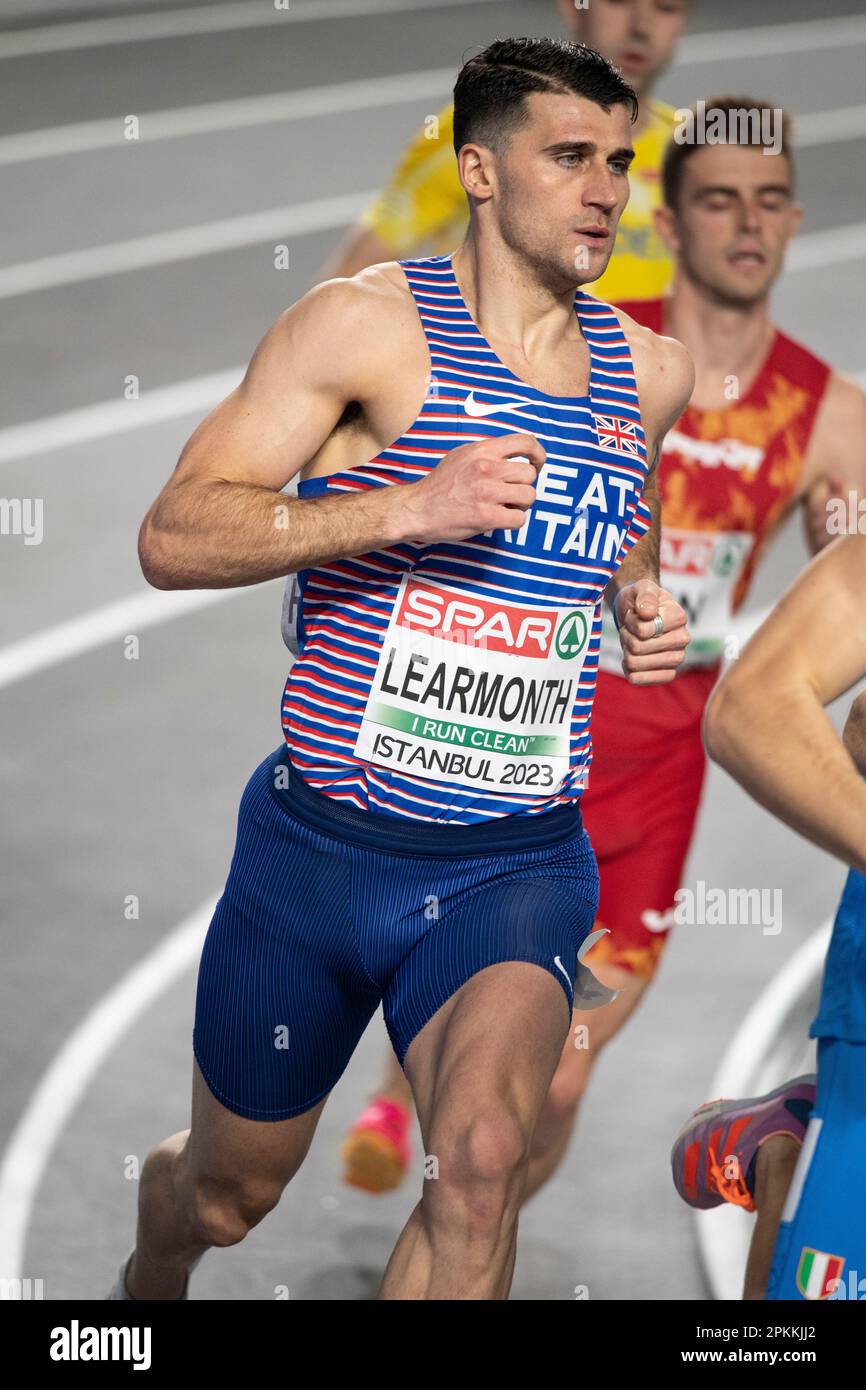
[
  {"left": 800, "top": 372, "right": 866, "bottom": 554},
  {"left": 703, "top": 533, "right": 866, "bottom": 874},
  {"left": 138, "top": 269, "right": 545, "bottom": 590},
  {"left": 604, "top": 322, "right": 695, "bottom": 685}
]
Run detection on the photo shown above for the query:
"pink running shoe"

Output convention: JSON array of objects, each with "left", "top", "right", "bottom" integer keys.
[
  {"left": 671, "top": 1074, "right": 816, "bottom": 1212},
  {"left": 341, "top": 1099, "right": 412, "bottom": 1194}
]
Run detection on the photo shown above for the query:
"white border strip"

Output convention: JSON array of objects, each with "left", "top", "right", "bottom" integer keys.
[
  {"left": 0, "top": 900, "right": 215, "bottom": 1282},
  {"left": 0, "top": 0, "right": 501, "bottom": 59},
  {"left": 695, "top": 922, "right": 832, "bottom": 1302}
]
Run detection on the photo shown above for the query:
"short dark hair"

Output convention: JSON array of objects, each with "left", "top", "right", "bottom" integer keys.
[
  {"left": 662, "top": 95, "right": 795, "bottom": 209},
  {"left": 453, "top": 36, "right": 638, "bottom": 157}
]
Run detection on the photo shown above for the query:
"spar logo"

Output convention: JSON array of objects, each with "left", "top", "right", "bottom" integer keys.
[
  {"left": 711, "top": 536, "right": 745, "bottom": 579},
  {"left": 555, "top": 610, "right": 589, "bottom": 660},
  {"left": 396, "top": 580, "right": 559, "bottom": 658}
]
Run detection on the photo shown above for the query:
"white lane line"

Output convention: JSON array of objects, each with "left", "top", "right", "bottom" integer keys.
[
  {"left": 694, "top": 922, "right": 832, "bottom": 1303},
  {"left": 785, "top": 221, "right": 866, "bottom": 273},
  {"left": 0, "top": 366, "right": 243, "bottom": 464},
  {"left": 7, "top": 52, "right": 866, "bottom": 169},
  {"left": 0, "top": 0, "right": 501, "bottom": 60},
  {"left": 0, "top": 899, "right": 215, "bottom": 1282},
  {"left": 5, "top": 6, "right": 866, "bottom": 63},
  {"left": 0, "top": 223, "right": 860, "bottom": 451},
  {"left": 0, "top": 582, "right": 278, "bottom": 694},
  {"left": 0, "top": 191, "right": 373, "bottom": 300},
  {"left": 795, "top": 104, "right": 866, "bottom": 148},
  {"left": 0, "top": 67, "right": 455, "bottom": 165},
  {"left": 676, "top": 13, "right": 866, "bottom": 64},
  {"left": 1, "top": 177, "right": 864, "bottom": 303}
]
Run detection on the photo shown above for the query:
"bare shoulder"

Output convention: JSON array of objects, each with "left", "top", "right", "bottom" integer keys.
[
  {"left": 615, "top": 308, "right": 694, "bottom": 436},
  {"left": 281, "top": 261, "right": 414, "bottom": 352},
  {"left": 803, "top": 368, "right": 866, "bottom": 483},
  {"left": 254, "top": 260, "right": 422, "bottom": 394},
  {"left": 816, "top": 369, "right": 866, "bottom": 431}
]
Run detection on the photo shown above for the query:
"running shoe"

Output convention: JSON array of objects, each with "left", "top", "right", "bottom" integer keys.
[
  {"left": 671, "top": 1074, "right": 816, "bottom": 1212},
  {"left": 341, "top": 1098, "right": 412, "bottom": 1194}
]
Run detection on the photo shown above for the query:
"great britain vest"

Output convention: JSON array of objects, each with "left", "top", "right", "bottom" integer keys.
[{"left": 281, "top": 254, "right": 654, "bottom": 824}]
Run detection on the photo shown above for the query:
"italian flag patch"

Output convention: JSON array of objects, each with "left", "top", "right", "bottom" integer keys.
[{"left": 796, "top": 1247, "right": 845, "bottom": 1300}]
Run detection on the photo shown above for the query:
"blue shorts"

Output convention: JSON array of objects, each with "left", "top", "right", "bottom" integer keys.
[
  {"left": 192, "top": 745, "right": 600, "bottom": 1121},
  {"left": 766, "top": 1038, "right": 866, "bottom": 1300},
  {"left": 767, "top": 869, "right": 866, "bottom": 1300}
]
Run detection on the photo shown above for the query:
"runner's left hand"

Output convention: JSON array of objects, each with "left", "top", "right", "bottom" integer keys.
[{"left": 614, "top": 578, "right": 690, "bottom": 686}]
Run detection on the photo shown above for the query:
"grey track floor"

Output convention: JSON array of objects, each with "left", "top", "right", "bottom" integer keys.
[{"left": 1, "top": 0, "right": 864, "bottom": 1300}]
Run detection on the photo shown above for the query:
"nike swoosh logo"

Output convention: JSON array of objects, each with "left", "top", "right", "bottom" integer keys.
[
  {"left": 553, "top": 955, "right": 574, "bottom": 999},
  {"left": 464, "top": 391, "right": 530, "bottom": 419}
]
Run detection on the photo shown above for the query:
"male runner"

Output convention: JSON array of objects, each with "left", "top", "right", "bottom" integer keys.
[
  {"left": 301, "top": 0, "right": 692, "bottom": 1190},
  {"left": 333, "top": 97, "right": 866, "bottom": 1197},
  {"left": 324, "top": 0, "right": 687, "bottom": 297},
  {"left": 671, "top": 534, "right": 866, "bottom": 1301},
  {"left": 110, "top": 39, "right": 692, "bottom": 1301}
]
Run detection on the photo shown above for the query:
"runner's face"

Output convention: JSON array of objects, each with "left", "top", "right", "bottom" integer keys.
[
  {"left": 560, "top": 0, "right": 688, "bottom": 96},
  {"left": 665, "top": 145, "right": 800, "bottom": 306},
  {"left": 495, "top": 93, "right": 634, "bottom": 288}
]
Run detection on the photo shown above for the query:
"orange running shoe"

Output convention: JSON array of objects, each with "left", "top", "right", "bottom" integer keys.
[
  {"left": 671, "top": 1075, "right": 815, "bottom": 1212},
  {"left": 341, "top": 1098, "right": 412, "bottom": 1194}
]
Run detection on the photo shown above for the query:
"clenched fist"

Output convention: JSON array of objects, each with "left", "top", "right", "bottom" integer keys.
[
  {"left": 614, "top": 578, "right": 691, "bottom": 685},
  {"left": 402, "top": 433, "right": 546, "bottom": 545}
]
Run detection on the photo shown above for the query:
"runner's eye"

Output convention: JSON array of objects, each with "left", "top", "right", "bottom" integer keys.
[{"left": 759, "top": 193, "right": 790, "bottom": 211}]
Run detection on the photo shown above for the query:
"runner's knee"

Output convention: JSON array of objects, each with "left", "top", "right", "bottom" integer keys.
[
  {"left": 438, "top": 1109, "right": 531, "bottom": 1196},
  {"left": 187, "top": 1174, "right": 283, "bottom": 1248}
]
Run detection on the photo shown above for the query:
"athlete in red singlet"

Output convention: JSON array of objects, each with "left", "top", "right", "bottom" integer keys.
[
  {"left": 585, "top": 301, "right": 832, "bottom": 982},
  {"left": 341, "top": 96, "right": 866, "bottom": 1206}
]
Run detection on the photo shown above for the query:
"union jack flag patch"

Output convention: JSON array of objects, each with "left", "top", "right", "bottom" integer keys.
[{"left": 595, "top": 414, "right": 641, "bottom": 456}]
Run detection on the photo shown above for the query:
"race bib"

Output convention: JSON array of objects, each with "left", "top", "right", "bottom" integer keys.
[
  {"left": 598, "top": 527, "right": 754, "bottom": 672},
  {"left": 661, "top": 528, "right": 754, "bottom": 665},
  {"left": 353, "top": 576, "right": 595, "bottom": 796}
]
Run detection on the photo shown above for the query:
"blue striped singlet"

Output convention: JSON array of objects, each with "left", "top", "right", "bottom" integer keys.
[{"left": 281, "top": 253, "right": 652, "bottom": 824}]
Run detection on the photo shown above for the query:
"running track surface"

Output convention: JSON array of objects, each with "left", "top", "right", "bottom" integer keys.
[{"left": 1, "top": 0, "right": 864, "bottom": 1300}]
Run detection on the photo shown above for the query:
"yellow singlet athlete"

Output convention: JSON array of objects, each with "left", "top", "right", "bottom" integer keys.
[{"left": 329, "top": 0, "right": 689, "bottom": 301}]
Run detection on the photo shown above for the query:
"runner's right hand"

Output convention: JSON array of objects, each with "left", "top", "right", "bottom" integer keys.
[{"left": 401, "top": 433, "right": 545, "bottom": 544}]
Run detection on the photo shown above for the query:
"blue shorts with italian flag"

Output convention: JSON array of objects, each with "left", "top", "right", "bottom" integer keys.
[
  {"left": 767, "top": 869, "right": 866, "bottom": 1301},
  {"left": 192, "top": 744, "right": 600, "bottom": 1121}
]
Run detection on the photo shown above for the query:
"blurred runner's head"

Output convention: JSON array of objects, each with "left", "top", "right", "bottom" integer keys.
[
  {"left": 453, "top": 38, "right": 638, "bottom": 289},
  {"left": 657, "top": 96, "right": 800, "bottom": 308},
  {"left": 557, "top": 0, "right": 689, "bottom": 98}
]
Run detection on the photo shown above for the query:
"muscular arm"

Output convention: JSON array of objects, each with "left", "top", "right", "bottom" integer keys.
[
  {"left": 604, "top": 325, "right": 693, "bottom": 617},
  {"left": 604, "top": 436, "right": 661, "bottom": 614},
  {"left": 801, "top": 372, "right": 866, "bottom": 554},
  {"left": 139, "top": 271, "right": 544, "bottom": 591},
  {"left": 703, "top": 533, "right": 866, "bottom": 873},
  {"left": 138, "top": 277, "right": 413, "bottom": 589}
]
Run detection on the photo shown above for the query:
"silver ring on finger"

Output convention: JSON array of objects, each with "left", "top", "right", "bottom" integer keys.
[{"left": 653, "top": 614, "right": 664, "bottom": 638}]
